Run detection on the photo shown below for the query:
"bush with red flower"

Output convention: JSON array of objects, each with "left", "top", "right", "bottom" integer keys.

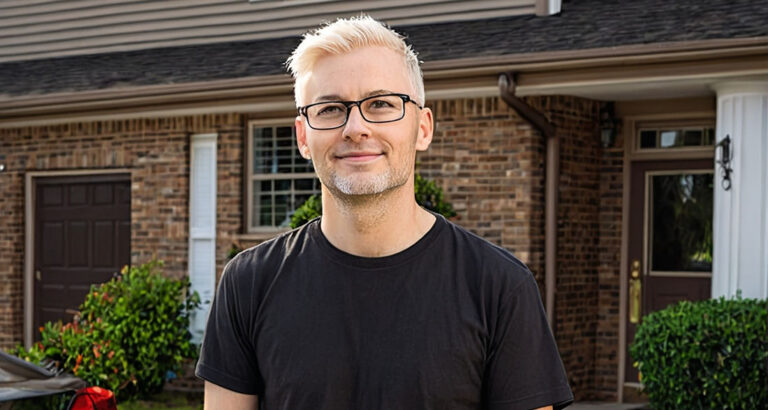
[{"left": 14, "top": 260, "right": 200, "bottom": 402}]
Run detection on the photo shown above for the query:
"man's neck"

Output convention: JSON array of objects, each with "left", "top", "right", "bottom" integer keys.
[{"left": 320, "top": 184, "right": 436, "bottom": 258}]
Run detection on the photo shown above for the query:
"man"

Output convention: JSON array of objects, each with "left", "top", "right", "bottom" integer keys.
[{"left": 196, "top": 15, "right": 573, "bottom": 410}]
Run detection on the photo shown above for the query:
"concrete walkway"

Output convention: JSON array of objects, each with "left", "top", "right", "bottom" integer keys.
[{"left": 569, "top": 402, "right": 648, "bottom": 410}]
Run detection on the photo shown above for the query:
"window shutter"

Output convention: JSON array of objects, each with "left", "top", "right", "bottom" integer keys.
[{"left": 189, "top": 133, "right": 217, "bottom": 344}]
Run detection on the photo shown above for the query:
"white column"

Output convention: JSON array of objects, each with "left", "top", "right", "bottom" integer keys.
[
  {"left": 189, "top": 133, "right": 218, "bottom": 344},
  {"left": 712, "top": 81, "right": 768, "bottom": 299}
]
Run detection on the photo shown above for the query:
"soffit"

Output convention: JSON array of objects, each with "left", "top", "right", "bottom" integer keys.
[{"left": 2, "top": 0, "right": 768, "bottom": 125}]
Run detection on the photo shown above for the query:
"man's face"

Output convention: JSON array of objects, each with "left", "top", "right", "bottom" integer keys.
[{"left": 295, "top": 46, "right": 433, "bottom": 198}]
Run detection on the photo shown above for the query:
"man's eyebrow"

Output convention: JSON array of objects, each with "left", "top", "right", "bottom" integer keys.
[
  {"left": 313, "top": 90, "right": 396, "bottom": 103},
  {"left": 314, "top": 94, "right": 343, "bottom": 103},
  {"left": 364, "top": 89, "right": 394, "bottom": 97}
]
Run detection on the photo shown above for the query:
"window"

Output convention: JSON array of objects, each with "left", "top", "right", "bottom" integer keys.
[
  {"left": 247, "top": 121, "right": 321, "bottom": 232},
  {"left": 637, "top": 126, "right": 715, "bottom": 150}
]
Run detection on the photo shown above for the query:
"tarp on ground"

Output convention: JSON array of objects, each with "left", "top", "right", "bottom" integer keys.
[{"left": 0, "top": 349, "right": 85, "bottom": 402}]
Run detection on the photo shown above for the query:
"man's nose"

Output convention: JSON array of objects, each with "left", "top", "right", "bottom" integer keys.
[{"left": 343, "top": 104, "right": 370, "bottom": 142}]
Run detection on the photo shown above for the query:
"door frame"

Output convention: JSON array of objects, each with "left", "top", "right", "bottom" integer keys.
[
  {"left": 616, "top": 108, "right": 715, "bottom": 400},
  {"left": 24, "top": 169, "right": 131, "bottom": 348}
]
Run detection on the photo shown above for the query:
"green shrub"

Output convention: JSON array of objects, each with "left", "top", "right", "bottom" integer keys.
[
  {"left": 13, "top": 260, "right": 200, "bottom": 402},
  {"left": 227, "top": 243, "right": 243, "bottom": 260},
  {"left": 289, "top": 173, "right": 456, "bottom": 228},
  {"left": 290, "top": 194, "right": 322, "bottom": 228},
  {"left": 414, "top": 173, "right": 456, "bottom": 219},
  {"left": 630, "top": 295, "right": 768, "bottom": 409}
]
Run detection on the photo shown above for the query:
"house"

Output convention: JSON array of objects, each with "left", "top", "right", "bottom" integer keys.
[{"left": 1, "top": 0, "right": 766, "bottom": 402}]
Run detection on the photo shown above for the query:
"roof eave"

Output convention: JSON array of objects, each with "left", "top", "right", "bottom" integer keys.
[{"left": 2, "top": 36, "right": 768, "bottom": 128}]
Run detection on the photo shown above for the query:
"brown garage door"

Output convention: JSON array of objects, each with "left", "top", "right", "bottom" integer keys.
[{"left": 34, "top": 174, "right": 131, "bottom": 336}]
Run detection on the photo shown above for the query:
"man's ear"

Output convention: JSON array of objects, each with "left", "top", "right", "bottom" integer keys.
[
  {"left": 415, "top": 106, "right": 434, "bottom": 151},
  {"left": 295, "top": 116, "right": 311, "bottom": 159}
]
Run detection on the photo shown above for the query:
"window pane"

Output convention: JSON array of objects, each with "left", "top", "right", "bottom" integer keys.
[
  {"left": 277, "top": 149, "right": 294, "bottom": 172},
  {"left": 640, "top": 130, "right": 656, "bottom": 148},
  {"left": 659, "top": 130, "right": 680, "bottom": 148},
  {"left": 276, "top": 126, "right": 294, "bottom": 146},
  {"left": 703, "top": 128, "right": 715, "bottom": 146},
  {"left": 650, "top": 173, "right": 713, "bottom": 272},
  {"left": 275, "top": 179, "right": 291, "bottom": 192},
  {"left": 295, "top": 178, "right": 318, "bottom": 191},
  {"left": 683, "top": 129, "right": 703, "bottom": 146},
  {"left": 257, "top": 192, "right": 273, "bottom": 226},
  {"left": 253, "top": 127, "right": 273, "bottom": 149},
  {"left": 274, "top": 194, "right": 291, "bottom": 227},
  {"left": 296, "top": 158, "right": 314, "bottom": 173},
  {"left": 252, "top": 127, "right": 274, "bottom": 173}
]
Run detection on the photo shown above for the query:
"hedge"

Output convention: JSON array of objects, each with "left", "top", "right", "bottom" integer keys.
[{"left": 630, "top": 294, "right": 768, "bottom": 409}]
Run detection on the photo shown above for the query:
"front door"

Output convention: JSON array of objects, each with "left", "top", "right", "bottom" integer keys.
[
  {"left": 34, "top": 174, "right": 131, "bottom": 336},
  {"left": 624, "top": 159, "right": 713, "bottom": 383}
]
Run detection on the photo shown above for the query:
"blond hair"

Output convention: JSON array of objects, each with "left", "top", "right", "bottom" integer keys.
[{"left": 287, "top": 15, "right": 424, "bottom": 107}]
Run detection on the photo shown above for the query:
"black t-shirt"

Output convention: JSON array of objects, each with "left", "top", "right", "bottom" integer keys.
[{"left": 196, "top": 214, "right": 573, "bottom": 410}]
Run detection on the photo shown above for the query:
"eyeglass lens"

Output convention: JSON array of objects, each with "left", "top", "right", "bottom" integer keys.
[{"left": 306, "top": 95, "right": 405, "bottom": 129}]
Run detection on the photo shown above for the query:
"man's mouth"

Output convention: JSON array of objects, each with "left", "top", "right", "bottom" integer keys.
[{"left": 335, "top": 151, "right": 383, "bottom": 162}]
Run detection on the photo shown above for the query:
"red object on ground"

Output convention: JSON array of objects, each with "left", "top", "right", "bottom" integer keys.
[{"left": 68, "top": 386, "right": 117, "bottom": 410}]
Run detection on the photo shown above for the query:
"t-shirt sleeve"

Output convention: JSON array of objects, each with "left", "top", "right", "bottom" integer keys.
[
  {"left": 195, "top": 255, "right": 264, "bottom": 395},
  {"left": 483, "top": 272, "right": 573, "bottom": 410}
]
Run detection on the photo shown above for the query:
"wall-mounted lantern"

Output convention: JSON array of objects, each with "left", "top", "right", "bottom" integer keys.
[
  {"left": 716, "top": 135, "right": 733, "bottom": 191},
  {"left": 599, "top": 102, "right": 618, "bottom": 148}
]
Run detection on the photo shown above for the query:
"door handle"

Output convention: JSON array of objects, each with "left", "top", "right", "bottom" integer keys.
[
  {"left": 629, "top": 260, "right": 642, "bottom": 324},
  {"left": 35, "top": 270, "right": 41, "bottom": 281}
]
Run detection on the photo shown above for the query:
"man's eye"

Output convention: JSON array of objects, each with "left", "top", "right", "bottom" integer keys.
[
  {"left": 316, "top": 105, "right": 344, "bottom": 116},
  {"left": 369, "top": 99, "right": 395, "bottom": 109}
]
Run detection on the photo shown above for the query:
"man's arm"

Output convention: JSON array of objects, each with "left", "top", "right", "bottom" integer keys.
[
  {"left": 535, "top": 407, "right": 554, "bottom": 410},
  {"left": 483, "top": 272, "right": 573, "bottom": 409},
  {"left": 204, "top": 381, "right": 259, "bottom": 410}
]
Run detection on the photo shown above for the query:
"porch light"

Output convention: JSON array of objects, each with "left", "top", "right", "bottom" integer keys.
[
  {"left": 716, "top": 135, "right": 733, "bottom": 191},
  {"left": 599, "top": 102, "right": 618, "bottom": 148}
]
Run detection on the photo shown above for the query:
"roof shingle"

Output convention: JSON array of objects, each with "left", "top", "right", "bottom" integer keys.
[{"left": 2, "top": 0, "right": 767, "bottom": 98}]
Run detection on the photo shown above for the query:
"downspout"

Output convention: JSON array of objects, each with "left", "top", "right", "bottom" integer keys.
[{"left": 498, "top": 73, "right": 559, "bottom": 330}]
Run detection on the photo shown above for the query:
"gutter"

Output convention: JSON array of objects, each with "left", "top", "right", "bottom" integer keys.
[
  {"left": 498, "top": 73, "right": 558, "bottom": 329},
  {"left": 2, "top": 37, "right": 767, "bottom": 127}
]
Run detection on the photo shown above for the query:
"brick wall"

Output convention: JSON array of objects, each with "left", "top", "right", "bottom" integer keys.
[
  {"left": 0, "top": 114, "right": 243, "bottom": 350},
  {"left": 420, "top": 97, "right": 547, "bottom": 284},
  {"left": 0, "top": 141, "right": 24, "bottom": 349},
  {"left": 532, "top": 96, "right": 601, "bottom": 400},
  {"left": 594, "top": 129, "right": 625, "bottom": 401}
]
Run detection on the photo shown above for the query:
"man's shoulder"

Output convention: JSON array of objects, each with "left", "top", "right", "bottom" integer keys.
[
  {"left": 245, "top": 218, "right": 318, "bottom": 255},
  {"left": 441, "top": 217, "right": 528, "bottom": 269},
  {"left": 221, "top": 218, "right": 319, "bottom": 283},
  {"left": 439, "top": 216, "right": 533, "bottom": 288}
]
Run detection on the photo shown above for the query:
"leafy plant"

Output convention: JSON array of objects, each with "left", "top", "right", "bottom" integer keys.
[
  {"left": 630, "top": 294, "right": 768, "bottom": 409},
  {"left": 414, "top": 173, "right": 456, "bottom": 218},
  {"left": 227, "top": 243, "right": 243, "bottom": 260},
  {"left": 14, "top": 260, "right": 200, "bottom": 402},
  {"left": 290, "top": 194, "right": 322, "bottom": 228},
  {"left": 289, "top": 173, "right": 456, "bottom": 228}
]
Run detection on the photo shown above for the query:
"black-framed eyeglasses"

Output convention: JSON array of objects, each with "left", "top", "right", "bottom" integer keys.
[{"left": 298, "top": 93, "right": 422, "bottom": 130}]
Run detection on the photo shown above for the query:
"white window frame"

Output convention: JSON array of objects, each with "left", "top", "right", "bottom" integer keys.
[{"left": 246, "top": 119, "right": 320, "bottom": 234}]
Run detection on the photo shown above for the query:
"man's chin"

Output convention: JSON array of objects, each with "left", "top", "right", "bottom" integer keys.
[{"left": 326, "top": 174, "right": 402, "bottom": 198}]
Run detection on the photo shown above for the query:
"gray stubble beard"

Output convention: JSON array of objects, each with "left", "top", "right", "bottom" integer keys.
[{"left": 319, "top": 157, "right": 413, "bottom": 207}]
